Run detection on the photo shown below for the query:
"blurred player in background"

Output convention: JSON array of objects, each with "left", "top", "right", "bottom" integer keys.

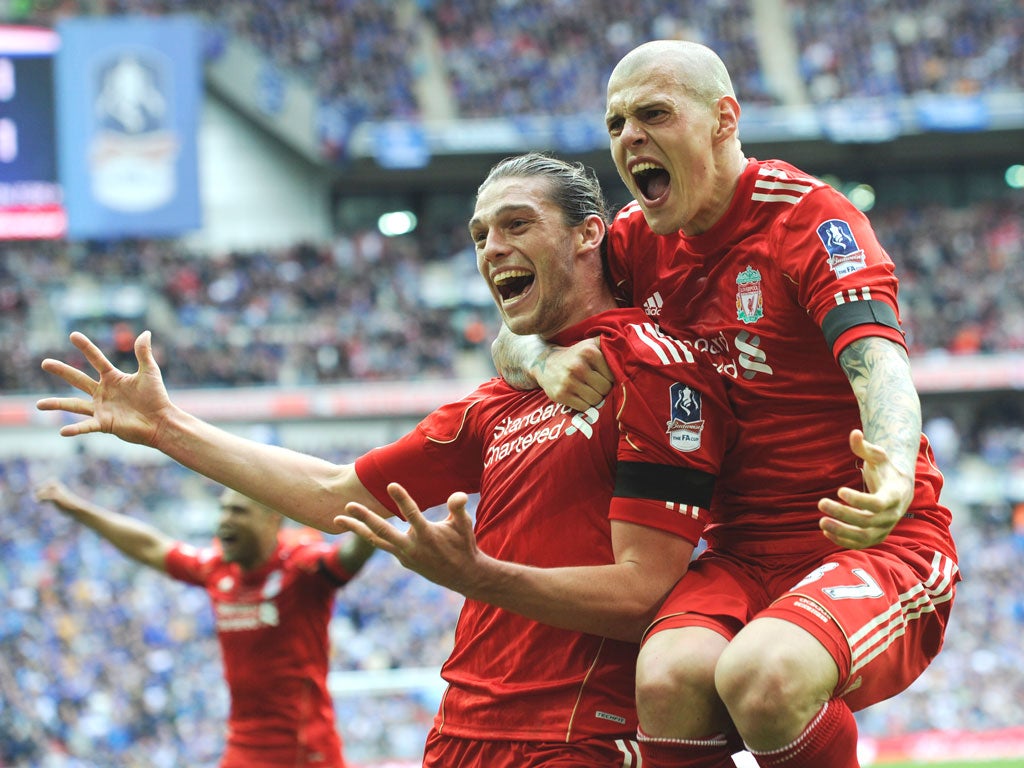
[
  {"left": 35, "top": 479, "right": 375, "bottom": 768},
  {"left": 493, "top": 40, "right": 960, "bottom": 768},
  {"left": 37, "top": 152, "right": 737, "bottom": 767}
]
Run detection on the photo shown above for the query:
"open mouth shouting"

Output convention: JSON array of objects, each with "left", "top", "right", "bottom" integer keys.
[
  {"left": 492, "top": 268, "right": 535, "bottom": 306},
  {"left": 632, "top": 161, "right": 671, "bottom": 206},
  {"left": 217, "top": 527, "right": 240, "bottom": 551}
]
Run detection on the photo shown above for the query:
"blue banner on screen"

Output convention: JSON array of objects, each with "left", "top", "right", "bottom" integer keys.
[{"left": 56, "top": 16, "right": 202, "bottom": 239}]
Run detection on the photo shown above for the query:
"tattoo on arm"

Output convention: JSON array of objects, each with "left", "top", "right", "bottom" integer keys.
[
  {"left": 491, "top": 324, "right": 546, "bottom": 391},
  {"left": 839, "top": 337, "right": 921, "bottom": 477}
]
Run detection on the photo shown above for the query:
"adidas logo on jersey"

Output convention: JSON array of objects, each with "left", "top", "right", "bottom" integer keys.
[{"left": 643, "top": 291, "right": 664, "bottom": 317}]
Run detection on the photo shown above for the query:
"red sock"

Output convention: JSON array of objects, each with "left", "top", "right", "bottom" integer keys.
[
  {"left": 747, "top": 699, "right": 859, "bottom": 768},
  {"left": 637, "top": 727, "right": 738, "bottom": 768}
]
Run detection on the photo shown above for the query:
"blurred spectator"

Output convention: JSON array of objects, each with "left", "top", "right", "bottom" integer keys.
[
  {"left": 789, "top": 0, "right": 1024, "bottom": 103},
  {"left": 426, "top": 0, "right": 775, "bottom": 117},
  {"left": 872, "top": 196, "right": 1024, "bottom": 356}
]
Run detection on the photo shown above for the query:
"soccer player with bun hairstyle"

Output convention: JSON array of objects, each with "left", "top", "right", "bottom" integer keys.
[
  {"left": 34, "top": 480, "right": 374, "bottom": 768},
  {"left": 38, "top": 152, "right": 736, "bottom": 767},
  {"left": 493, "top": 40, "right": 959, "bottom": 768}
]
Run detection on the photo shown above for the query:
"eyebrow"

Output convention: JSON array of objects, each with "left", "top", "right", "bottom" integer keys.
[{"left": 468, "top": 203, "right": 536, "bottom": 232}]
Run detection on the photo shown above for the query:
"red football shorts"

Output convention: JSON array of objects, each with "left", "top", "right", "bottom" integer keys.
[{"left": 645, "top": 538, "right": 959, "bottom": 711}]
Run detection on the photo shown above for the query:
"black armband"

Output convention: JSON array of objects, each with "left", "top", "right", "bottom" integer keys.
[
  {"left": 615, "top": 461, "right": 716, "bottom": 509},
  {"left": 822, "top": 300, "right": 901, "bottom": 350}
]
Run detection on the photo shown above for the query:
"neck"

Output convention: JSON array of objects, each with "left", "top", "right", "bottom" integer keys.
[
  {"left": 685, "top": 149, "right": 747, "bottom": 236},
  {"left": 542, "top": 292, "right": 617, "bottom": 340}
]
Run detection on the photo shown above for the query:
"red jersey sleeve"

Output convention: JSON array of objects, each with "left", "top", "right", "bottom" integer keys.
[
  {"left": 282, "top": 539, "right": 359, "bottom": 585},
  {"left": 600, "top": 316, "right": 736, "bottom": 544},
  {"left": 164, "top": 542, "right": 218, "bottom": 587},
  {"left": 775, "top": 185, "right": 907, "bottom": 359},
  {"left": 354, "top": 386, "right": 491, "bottom": 519}
]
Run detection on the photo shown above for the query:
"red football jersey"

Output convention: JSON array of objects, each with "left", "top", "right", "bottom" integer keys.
[
  {"left": 166, "top": 535, "right": 354, "bottom": 767},
  {"left": 607, "top": 157, "right": 954, "bottom": 559},
  {"left": 355, "top": 307, "right": 735, "bottom": 742}
]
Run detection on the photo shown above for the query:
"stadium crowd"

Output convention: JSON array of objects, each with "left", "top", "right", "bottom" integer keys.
[
  {"left": 1, "top": 195, "right": 1021, "bottom": 396},
  {"left": 0, "top": 221, "right": 495, "bottom": 395},
  {"left": 871, "top": 196, "right": 1024, "bottom": 355},
  {"left": 423, "top": 0, "right": 772, "bottom": 116},
  {"left": 18, "top": 0, "right": 1024, "bottom": 126},
  {"left": 788, "top": 0, "right": 1024, "bottom": 103},
  {"left": 1, "top": 415, "right": 1021, "bottom": 765}
]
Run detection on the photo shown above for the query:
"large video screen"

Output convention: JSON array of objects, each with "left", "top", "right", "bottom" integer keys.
[{"left": 0, "top": 24, "right": 66, "bottom": 240}]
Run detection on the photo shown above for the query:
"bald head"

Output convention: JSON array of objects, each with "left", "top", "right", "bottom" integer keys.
[
  {"left": 609, "top": 40, "right": 735, "bottom": 107},
  {"left": 604, "top": 40, "right": 746, "bottom": 235}
]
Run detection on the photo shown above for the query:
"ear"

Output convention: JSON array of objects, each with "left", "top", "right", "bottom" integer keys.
[
  {"left": 577, "top": 213, "right": 607, "bottom": 254},
  {"left": 714, "top": 95, "right": 741, "bottom": 141}
]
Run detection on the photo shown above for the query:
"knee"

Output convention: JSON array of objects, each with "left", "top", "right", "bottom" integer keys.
[
  {"left": 715, "top": 631, "right": 835, "bottom": 745},
  {"left": 636, "top": 630, "right": 722, "bottom": 730},
  {"left": 636, "top": 640, "right": 696, "bottom": 714},
  {"left": 716, "top": 642, "right": 805, "bottom": 722}
]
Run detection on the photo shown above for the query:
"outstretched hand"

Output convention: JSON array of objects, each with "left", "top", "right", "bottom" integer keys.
[
  {"left": 34, "top": 479, "right": 77, "bottom": 511},
  {"left": 818, "top": 429, "right": 915, "bottom": 550},
  {"left": 533, "top": 337, "right": 614, "bottom": 412},
  {"left": 335, "top": 482, "right": 487, "bottom": 597},
  {"left": 36, "top": 331, "right": 173, "bottom": 446}
]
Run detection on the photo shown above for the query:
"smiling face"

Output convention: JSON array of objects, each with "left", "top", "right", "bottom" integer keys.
[
  {"left": 470, "top": 174, "right": 605, "bottom": 339},
  {"left": 605, "top": 41, "right": 744, "bottom": 236},
  {"left": 215, "top": 489, "right": 280, "bottom": 570}
]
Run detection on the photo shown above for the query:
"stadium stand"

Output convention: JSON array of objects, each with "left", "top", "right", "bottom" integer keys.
[
  {"left": 20, "top": 0, "right": 1023, "bottom": 129},
  {"left": 0, "top": 225, "right": 498, "bottom": 394},
  {"left": 0, "top": 193, "right": 1020, "bottom": 396},
  {"left": 788, "top": 0, "right": 1024, "bottom": 102}
]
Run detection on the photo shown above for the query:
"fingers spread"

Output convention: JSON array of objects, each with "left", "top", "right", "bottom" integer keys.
[
  {"left": 40, "top": 360, "right": 99, "bottom": 396},
  {"left": 818, "top": 493, "right": 897, "bottom": 550},
  {"left": 833, "top": 486, "right": 881, "bottom": 513},
  {"left": 338, "top": 503, "right": 405, "bottom": 554},
  {"left": 819, "top": 518, "right": 872, "bottom": 550},
  {"left": 36, "top": 396, "right": 94, "bottom": 417},
  {"left": 818, "top": 496, "right": 874, "bottom": 527},
  {"left": 70, "top": 332, "right": 117, "bottom": 375},
  {"left": 446, "top": 492, "right": 475, "bottom": 530},
  {"left": 334, "top": 511, "right": 376, "bottom": 540},
  {"left": 387, "top": 482, "right": 425, "bottom": 523},
  {"left": 135, "top": 331, "right": 157, "bottom": 369},
  {"left": 59, "top": 419, "right": 101, "bottom": 437}
]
